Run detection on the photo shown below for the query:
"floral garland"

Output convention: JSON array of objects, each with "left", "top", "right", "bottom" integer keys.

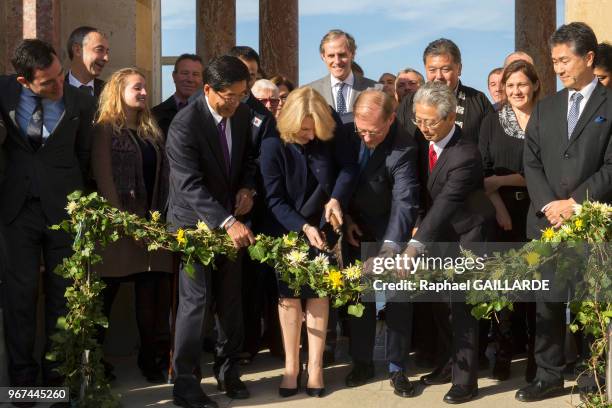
[{"left": 50, "top": 191, "right": 365, "bottom": 406}]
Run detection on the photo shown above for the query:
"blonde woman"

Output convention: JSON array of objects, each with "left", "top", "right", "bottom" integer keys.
[
  {"left": 259, "top": 86, "right": 358, "bottom": 398},
  {"left": 93, "top": 68, "right": 172, "bottom": 383}
]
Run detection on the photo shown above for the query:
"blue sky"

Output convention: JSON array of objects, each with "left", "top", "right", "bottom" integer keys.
[{"left": 160, "top": 0, "right": 565, "bottom": 102}]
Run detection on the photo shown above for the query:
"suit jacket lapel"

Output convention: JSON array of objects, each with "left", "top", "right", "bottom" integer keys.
[
  {"left": 4, "top": 79, "right": 33, "bottom": 151},
  {"left": 200, "top": 100, "right": 229, "bottom": 183},
  {"left": 567, "top": 82, "right": 606, "bottom": 149},
  {"left": 427, "top": 128, "right": 460, "bottom": 191},
  {"left": 322, "top": 75, "right": 334, "bottom": 108}
]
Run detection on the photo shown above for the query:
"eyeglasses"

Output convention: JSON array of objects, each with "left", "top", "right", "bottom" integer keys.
[
  {"left": 411, "top": 117, "right": 444, "bottom": 129},
  {"left": 212, "top": 88, "right": 247, "bottom": 104},
  {"left": 257, "top": 97, "right": 280, "bottom": 107},
  {"left": 355, "top": 126, "right": 384, "bottom": 138}
]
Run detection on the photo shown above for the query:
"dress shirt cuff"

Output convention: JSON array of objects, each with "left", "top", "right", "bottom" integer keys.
[
  {"left": 541, "top": 202, "right": 553, "bottom": 213},
  {"left": 220, "top": 215, "right": 236, "bottom": 230},
  {"left": 408, "top": 239, "right": 426, "bottom": 253}
]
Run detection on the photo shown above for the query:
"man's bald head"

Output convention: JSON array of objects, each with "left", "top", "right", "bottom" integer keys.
[
  {"left": 353, "top": 89, "right": 396, "bottom": 148},
  {"left": 504, "top": 51, "right": 534, "bottom": 67},
  {"left": 354, "top": 88, "right": 395, "bottom": 121}
]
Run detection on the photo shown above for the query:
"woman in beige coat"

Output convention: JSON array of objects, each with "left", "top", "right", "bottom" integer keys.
[{"left": 93, "top": 68, "right": 172, "bottom": 383}]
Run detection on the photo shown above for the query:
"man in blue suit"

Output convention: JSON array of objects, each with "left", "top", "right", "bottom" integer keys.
[{"left": 342, "top": 89, "right": 420, "bottom": 397}]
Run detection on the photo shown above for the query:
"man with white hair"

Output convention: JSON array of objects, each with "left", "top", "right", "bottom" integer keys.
[{"left": 251, "top": 79, "right": 281, "bottom": 116}]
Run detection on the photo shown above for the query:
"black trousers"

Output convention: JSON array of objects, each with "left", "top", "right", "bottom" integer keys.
[
  {"left": 347, "top": 301, "right": 376, "bottom": 364},
  {"left": 385, "top": 302, "right": 414, "bottom": 370},
  {"left": 433, "top": 301, "right": 479, "bottom": 386},
  {"left": 2, "top": 199, "right": 72, "bottom": 385},
  {"left": 173, "top": 252, "right": 244, "bottom": 395}
]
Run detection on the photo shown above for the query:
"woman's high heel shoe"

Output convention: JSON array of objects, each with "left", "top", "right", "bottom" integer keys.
[
  {"left": 279, "top": 366, "right": 302, "bottom": 398},
  {"left": 305, "top": 387, "right": 326, "bottom": 397}
]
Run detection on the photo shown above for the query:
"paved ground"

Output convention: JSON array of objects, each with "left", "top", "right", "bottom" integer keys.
[{"left": 107, "top": 351, "right": 578, "bottom": 408}]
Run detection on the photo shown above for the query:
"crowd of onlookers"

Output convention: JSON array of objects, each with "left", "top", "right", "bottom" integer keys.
[{"left": 0, "top": 20, "right": 611, "bottom": 408}]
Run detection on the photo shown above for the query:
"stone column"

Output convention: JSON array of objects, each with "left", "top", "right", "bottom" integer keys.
[
  {"left": 259, "top": 0, "right": 298, "bottom": 84},
  {"left": 196, "top": 0, "right": 236, "bottom": 65},
  {"left": 0, "top": 0, "right": 61, "bottom": 74},
  {"left": 515, "top": 0, "right": 556, "bottom": 96}
]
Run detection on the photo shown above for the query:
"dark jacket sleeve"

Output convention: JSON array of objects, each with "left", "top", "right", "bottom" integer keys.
[
  {"left": 75, "top": 92, "right": 96, "bottom": 189},
  {"left": 384, "top": 137, "right": 420, "bottom": 242},
  {"left": 91, "top": 125, "right": 122, "bottom": 209},
  {"left": 570, "top": 127, "right": 612, "bottom": 203},
  {"left": 415, "top": 147, "right": 483, "bottom": 243},
  {"left": 330, "top": 110, "right": 359, "bottom": 209},
  {"left": 166, "top": 117, "right": 231, "bottom": 229},
  {"left": 523, "top": 102, "right": 558, "bottom": 212},
  {"left": 479, "top": 112, "right": 495, "bottom": 178},
  {"left": 260, "top": 137, "right": 308, "bottom": 232},
  {"left": 0, "top": 117, "right": 6, "bottom": 184}
]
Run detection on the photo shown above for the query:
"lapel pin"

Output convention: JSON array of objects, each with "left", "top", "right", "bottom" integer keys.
[{"left": 595, "top": 116, "right": 606, "bottom": 123}]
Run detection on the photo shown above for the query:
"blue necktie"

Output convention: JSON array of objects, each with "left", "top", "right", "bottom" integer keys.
[
  {"left": 567, "top": 92, "right": 583, "bottom": 139},
  {"left": 359, "top": 143, "right": 371, "bottom": 173},
  {"left": 336, "top": 82, "right": 347, "bottom": 114},
  {"left": 26, "top": 96, "right": 44, "bottom": 150}
]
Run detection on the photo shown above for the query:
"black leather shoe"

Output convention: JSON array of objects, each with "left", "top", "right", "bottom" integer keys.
[
  {"left": 515, "top": 379, "right": 564, "bottom": 402},
  {"left": 173, "top": 393, "right": 218, "bottom": 408},
  {"left": 217, "top": 377, "right": 250, "bottom": 399},
  {"left": 443, "top": 384, "right": 478, "bottom": 404},
  {"left": 420, "top": 361, "right": 452, "bottom": 386},
  {"left": 345, "top": 362, "right": 375, "bottom": 387},
  {"left": 305, "top": 387, "right": 326, "bottom": 397},
  {"left": 390, "top": 371, "right": 415, "bottom": 398},
  {"left": 492, "top": 358, "right": 511, "bottom": 381}
]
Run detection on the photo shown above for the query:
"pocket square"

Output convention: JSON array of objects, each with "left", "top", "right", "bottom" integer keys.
[{"left": 595, "top": 116, "right": 606, "bottom": 123}]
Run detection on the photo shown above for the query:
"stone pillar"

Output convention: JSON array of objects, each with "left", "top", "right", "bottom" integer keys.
[
  {"left": 565, "top": 0, "right": 612, "bottom": 44},
  {"left": 515, "top": 0, "right": 556, "bottom": 96},
  {"left": 0, "top": 0, "right": 61, "bottom": 75},
  {"left": 196, "top": 0, "right": 236, "bottom": 65},
  {"left": 259, "top": 0, "right": 298, "bottom": 84}
]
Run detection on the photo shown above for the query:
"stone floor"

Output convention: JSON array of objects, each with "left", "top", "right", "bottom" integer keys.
[{"left": 106, "top": 351, "right": 577, "bottom": 408}]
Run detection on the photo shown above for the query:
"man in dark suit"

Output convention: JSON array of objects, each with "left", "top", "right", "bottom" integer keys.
[
  {"left": 403, "top": 82, "right": 495, "bottom": 404},
  {"left": 342, "top": 90, "right": 420, "bottom": 397},
  {"left": 166, "top": 55, "right": 257, "bottom": 408},
  {"left": 65, "top": 26, "right": 109, "bottom": 99},
  {"left": 0, "top": 117, "right": 7, "bottom": 387},
  {"left": 518, "top": 22, "right": 612, "bottom": 402},
  {"left": 307, "top": 30, "right": 379, "bottom": 118},
  {"left": 396, "top": 38, "right": 494, "bottom": 369},
  {"left": 152, "top": 53, "right": 203, "bottom": 137},
  {"left": 0, "top": 39, "right": 95, "bottom": 389}
]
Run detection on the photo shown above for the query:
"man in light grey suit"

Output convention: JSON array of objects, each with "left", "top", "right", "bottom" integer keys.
[{"left": 307, "top": 29, "right": 378, "bottom": 118}]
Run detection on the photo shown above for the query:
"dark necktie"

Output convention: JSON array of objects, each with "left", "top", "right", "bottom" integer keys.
[
  {"left": 428, "top": 144, "right": 438, "bottom": 172},
  {"left": 567, "top": 92, "right": 583, "bottom": 139},
  {"left": 79, "top": 84, "right": 93, "bottom": 96},
  {"left": 217, "top": 118, "right": 231, "bottom": 175},
  {"left": 336, "top": 82, "right": 347, "bottom": 114},
  {"left": 359, "top": 143, "right": 371, "bottom": 173},
  {"left": 26, "top": 96, "right": 44, "bottom": 150}
]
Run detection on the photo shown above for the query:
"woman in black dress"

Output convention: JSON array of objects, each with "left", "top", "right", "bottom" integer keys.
[
  {"left": 260, "top": 86, "right": 357, "bottom": 398},
  {"left": 479, "top": 60, "right": 540, "bottom": 381}
]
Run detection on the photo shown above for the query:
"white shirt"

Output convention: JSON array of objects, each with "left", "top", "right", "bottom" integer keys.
[
  {"left": 68, "top": 70, "right": 94, "bottom": 95},
  {"left": 330, "top": 71, "right": 355, "bottom": 112},
  {"left": 430, "top": 125, "right": 456, "bottom": 158},
  {"left": 204, "top": 95, "right": 232, "bottom": 156},
  {"left": 567, "top": 76, "right": 598, "bottom": 118}
]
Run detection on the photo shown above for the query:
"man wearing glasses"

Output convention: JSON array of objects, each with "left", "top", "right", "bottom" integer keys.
[
  {"left": 403, "top": 82, "right": 495, "bottom": 404},
  {"left": 251, "top": 79, "right": 281, "bottom": 117},
  {"left": 343, "top": 89, "right": 420, "bottom": 397},
  {"left": 166, "top": 55, "right": 257, "bottom": 408}
]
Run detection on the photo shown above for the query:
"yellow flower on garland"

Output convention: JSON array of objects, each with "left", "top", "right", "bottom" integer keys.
[
  {"left": 176, "top": 228, "right": 187, "bottom": 245},
  {"left": 150, "top": 211, "right": 161, "bottom": 222},
  {"left": 542, "top": 228, "right": 555, "bottom": 241},
  {"left": 66, "top": 201, "right": 78, "bottom": 215},
  {"left": 343, "top": 265, "right": 362, "bottom": 280},
  {"left": 327, "top": 269, "right": 344, "bottom": 290},
  {"left": 574, "top": 218, "right": 583, "bottom": 230},
  {"left": 283, "top": 234, "right": 297, "bottom": 247},
  {"left": 523, "top": 252, "right": 541, "bottom": 266},
  {"left": 196, "top": 220, "right": 209, "bottom": 233}
]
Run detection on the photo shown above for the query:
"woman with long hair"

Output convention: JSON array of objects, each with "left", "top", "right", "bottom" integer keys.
[
  {"left": 93, "top": 68, "right": 172, "bottom": 383},
  {"left": 479, "top": 60, "right": 540, "bottom": 382},
  {"left": 260, "top": 86, "right": 357, "bottom": 398}
]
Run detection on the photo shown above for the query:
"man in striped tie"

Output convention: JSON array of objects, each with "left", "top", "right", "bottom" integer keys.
[{"left": 520, "top": 22, "right": 612, "bottom": 403}]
